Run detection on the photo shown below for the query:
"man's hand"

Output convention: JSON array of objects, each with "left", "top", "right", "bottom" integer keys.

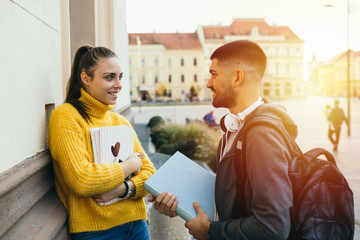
[
  {"left": 148, "top": 192, "right": 178, "bottom": 218},
  {"left": 185, "top": 201, "right": 211, "bottom": 240}
]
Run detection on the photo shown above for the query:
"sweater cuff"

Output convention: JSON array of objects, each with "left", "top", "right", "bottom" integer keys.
[
  {"left": 208, "top": 221, "right": 222, "bottom": 240},
  {"left": 129, "top": 174, "right": 147, "bottom": 199}
]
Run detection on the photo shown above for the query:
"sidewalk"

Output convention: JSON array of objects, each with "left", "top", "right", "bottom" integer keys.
[{"left": 135, "top": 124, "right": 192, "bottom": 240}]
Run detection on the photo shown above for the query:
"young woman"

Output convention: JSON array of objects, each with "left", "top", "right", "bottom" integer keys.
[{"left": 48, "top": 45, "right": 155, "bottom": 240}]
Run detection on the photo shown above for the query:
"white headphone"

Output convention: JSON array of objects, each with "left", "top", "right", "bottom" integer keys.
[{"left": 220, "top": 97, "right": 264, "bottom": 133}]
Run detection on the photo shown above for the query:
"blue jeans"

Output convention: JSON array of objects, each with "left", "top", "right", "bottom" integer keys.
[{"left": 70, "top": 220, "right": 151, "bottom": 240}]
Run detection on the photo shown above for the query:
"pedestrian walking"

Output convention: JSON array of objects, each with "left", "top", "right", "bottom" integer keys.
[{"left": 328, "top": 99, "right": 349, "bottom": 151}]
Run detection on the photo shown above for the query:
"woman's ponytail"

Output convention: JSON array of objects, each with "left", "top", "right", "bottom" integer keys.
[{"left": 64, "top": 45, "right": 117, "bottom": 122}]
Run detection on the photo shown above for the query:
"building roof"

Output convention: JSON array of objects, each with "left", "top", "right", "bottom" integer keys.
[
  {"left": 202, "top": 18, "right": 301, "bottom": 40},
  {"left": 128, "top": 33, "right": 202, "bottom": 49}
]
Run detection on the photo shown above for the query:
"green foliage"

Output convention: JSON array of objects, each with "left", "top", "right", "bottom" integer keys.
[
  {"left": 147, "top": 116, "right": 165, "bottom": 129},
  {"left": 150, "top": 122, "right": 222, "bottom": 172},
  {"left": 155, "top": 138, "right": 168, "bottom": 149}
]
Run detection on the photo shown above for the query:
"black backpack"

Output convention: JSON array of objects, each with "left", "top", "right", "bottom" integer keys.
[{"left": 236, "top": 115, "right": 355, "bottom": 240}]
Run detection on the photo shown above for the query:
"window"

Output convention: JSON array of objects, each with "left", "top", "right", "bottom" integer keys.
[
  {"left": 194, "top": 74, "right": 197, "bottom": 82},
  {"left": 168, "top": 75, "right": 172, "bottom": 83},
  {"left": 193, "top": 58, "right": 197, "bottom": 66},
  {"left": 181, "top": 74, "right": 185, "bottom": 83},
  {"left": 181, "top": 58, "right": 184, "bottom": 66},
  {"left": 155, "top": 58, "right": 159, "bottom": 67},
  {"left": 275, "top": 63, "right": 279, "bottom": 75},
  {"left": 141, "top": 58, "right": 145, "bottom": 67},
  {"left": 168, "top": 58, "right": 171, "bottom": 67},
  {"left": 155, "top": 75, "right": 158, "bottom": 83},
  {"left": 142, "top": 75, "right": 145, "bottom": 84},
  {"left": 129, "top": 59, "right": 132, "bottom": 67}
]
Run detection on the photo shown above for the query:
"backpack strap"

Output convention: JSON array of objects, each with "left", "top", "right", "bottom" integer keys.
[
  {"left": 233, "top": 115, "right": 299, "bottom": 217},
  {"left": 234, "top": 115, "right": 301, "bottom": 182},
  {"left": 302, "top": 148, "right": 336, "bottom": 165}
]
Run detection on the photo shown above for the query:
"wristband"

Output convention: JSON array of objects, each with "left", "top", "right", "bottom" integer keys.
[{"left": 119, "top": 180, "right": 132, "bottom": 199}]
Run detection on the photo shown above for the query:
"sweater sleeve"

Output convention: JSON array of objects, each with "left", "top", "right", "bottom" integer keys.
[
  {"left": 120, "top": 117, "right": 156, "bottom": 199},
  {"left": 49, "top": 109, "right": 125, "bottom": 197}
]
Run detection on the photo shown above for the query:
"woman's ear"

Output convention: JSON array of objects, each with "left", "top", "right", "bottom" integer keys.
[
  {"left": 233, "top": 69, "right": 245, "bottom": 87},
  {"left": 80, "top": 72, "right": 90, "bottom": 86}
]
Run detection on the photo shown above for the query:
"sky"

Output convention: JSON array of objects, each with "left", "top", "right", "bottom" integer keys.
[{"left": 127, "top": 0, "right": 360, "bottom": 63}]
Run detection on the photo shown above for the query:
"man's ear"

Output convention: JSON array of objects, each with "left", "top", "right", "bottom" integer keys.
[
  {"left": 80, "top": 72, "right": 90, "bottom": 86},
  {"left": 233, "top": 69, "right": 245, "bottom": 87}
]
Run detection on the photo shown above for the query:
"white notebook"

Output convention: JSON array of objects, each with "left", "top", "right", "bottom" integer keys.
[
  {"left": 90, "top": 125, "right": 134, "bottom": 205},
  {"left": 144, "top": 151, "right": 215, "bottom": 222},
  {"left": 90, "top": 125, "right": 134, "bottom": 164}
]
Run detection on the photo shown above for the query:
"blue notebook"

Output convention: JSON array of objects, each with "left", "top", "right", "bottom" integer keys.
[{"left": 144, "top": 151, "right": 215, "bottom": 222}]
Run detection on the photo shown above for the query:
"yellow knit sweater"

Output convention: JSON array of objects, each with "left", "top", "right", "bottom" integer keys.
[{"left": 48, "top": 89, "right": 155, "bottom": 233}]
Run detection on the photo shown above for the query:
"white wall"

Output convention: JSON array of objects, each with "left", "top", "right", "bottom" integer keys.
[
  {"left": 112, "top": 0, "right": 131, "bottom": 110},
  {"left": 0, "top": 0, "right": 63, "bottom": 172}
]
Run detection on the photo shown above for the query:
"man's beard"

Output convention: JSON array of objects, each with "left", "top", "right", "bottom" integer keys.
[{"left": 212, "top": 85, "right": 236, "bottom": 109}]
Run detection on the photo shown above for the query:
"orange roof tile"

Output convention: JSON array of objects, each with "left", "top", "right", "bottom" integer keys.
[
  {"left": 201, "top": 26, "right": 229, "bottom": 39},
  {"left": 128, "top": 33, "right": 202, "bottom": 49},
  {"left": 203, "top": 18, "right": 301, "bottom": 40}
]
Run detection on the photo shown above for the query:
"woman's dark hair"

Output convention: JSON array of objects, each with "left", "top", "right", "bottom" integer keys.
[{"left": 65, "top": 45, "right": 117, "bottom": 122}]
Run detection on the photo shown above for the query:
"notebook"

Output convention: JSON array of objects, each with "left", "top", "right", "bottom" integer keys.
[
  {"left": 90, "top": 125, "right": 134, "bottom": 205},
  {"left": 144, "top": 151, "right": 215, "bottom": 221}
]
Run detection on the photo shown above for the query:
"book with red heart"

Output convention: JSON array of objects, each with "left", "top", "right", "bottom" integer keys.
[
  {"left": 144, "top": 151, "right": 216, "bottom": 222},
  {"left": 90, "top": 125, "right": 134, "bottom": 205}
]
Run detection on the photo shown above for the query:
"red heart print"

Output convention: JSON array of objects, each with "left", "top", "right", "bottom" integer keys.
[{"left": 111, "top": 142, "right": 120, "bottom": 157}]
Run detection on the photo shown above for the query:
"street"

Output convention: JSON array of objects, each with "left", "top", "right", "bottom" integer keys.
[{"left": 134, "top": 96, "right": 360, "bottom": 238}]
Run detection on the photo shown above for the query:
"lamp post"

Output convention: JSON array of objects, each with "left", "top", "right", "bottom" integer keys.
[
  {"left": 325, "top": 0, "right": 351, "bottom": 136},
  {"left": 136, "top": 36, "right": 142, "bottom": 113},
  {"left": 346, "top": 0, "right": 351, "bottom": 136}
]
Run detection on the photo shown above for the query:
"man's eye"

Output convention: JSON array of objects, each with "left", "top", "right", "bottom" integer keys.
[
  {"left": 119, "top": 74, "right": 123, "bottom": 80},
  {"left": 106, "top": 75, "right": 113, "bottom": 80}
]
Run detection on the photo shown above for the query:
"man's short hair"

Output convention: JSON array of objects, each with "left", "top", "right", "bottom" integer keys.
[{"left": 210, "top": 40, "right": 267, "bottom": 79}]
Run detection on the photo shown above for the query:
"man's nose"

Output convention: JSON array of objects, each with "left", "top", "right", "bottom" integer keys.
[{"left": 206, "top": 79, "right": 212, "bottom": 88}]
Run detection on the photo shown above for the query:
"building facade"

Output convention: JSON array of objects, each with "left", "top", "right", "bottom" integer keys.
[
  {"left": 308, "top": 50, "right": 360, "bottom": 97},
  {"left": 129, "top": 18, "right": 305, "bottom": 102},
  {"left": 128, "top": 33, "right": 205, "bottom": 102},
  {"left": 197, "top": 18, "right": 305, "bottom": 100}
]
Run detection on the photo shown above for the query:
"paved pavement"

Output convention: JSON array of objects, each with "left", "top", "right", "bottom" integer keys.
[
  {"left": 134, "top": 124, "right": 192, "bottom": 240},
  {"left": 135, "top": 96, "right": 360, "bottom": 239}
]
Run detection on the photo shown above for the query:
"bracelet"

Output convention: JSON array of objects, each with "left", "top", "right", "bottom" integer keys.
[{"left": 119, "top": 181, "right": 129, "bottom": 198}]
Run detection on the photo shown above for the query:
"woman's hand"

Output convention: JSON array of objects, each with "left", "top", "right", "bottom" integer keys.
[
  {"left": 126, "top": 153, "right": 142, "bottom": 174},
  {"left": 93, "top": 183, "right": 126, "bottom": 203},
  {"left": 148, "top": 192, "right": 178, "bottom": 218},
  {"left": 120, "top": 153, "right": 143, "bottom": 178}
]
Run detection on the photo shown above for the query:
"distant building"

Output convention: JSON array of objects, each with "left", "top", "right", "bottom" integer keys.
[
  {"left": 197, "top": 18, "right": 305, "bottom": 100},
  {"left": 128, "top": 33, "right": 204, "bottom": 102},
  {"left": 308, "top": 50, "right": 360, "bottom": 97},
  {"left": 129, "top": 18, "right": 305, "bottom": 102}
]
